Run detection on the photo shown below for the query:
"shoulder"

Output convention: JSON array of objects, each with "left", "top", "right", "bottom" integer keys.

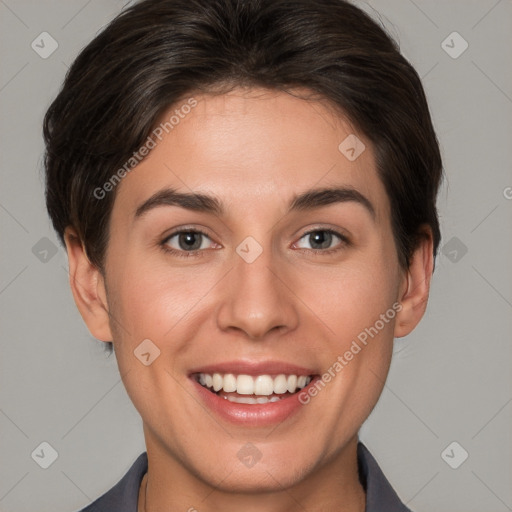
[
  {"left": 357, "top": 441, "right": 415, "bottom": 512},
  {"left": 73, "top": 452, "right": 148, "bottom": 512}
]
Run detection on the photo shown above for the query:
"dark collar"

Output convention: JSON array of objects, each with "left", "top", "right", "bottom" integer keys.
[
  {"left": 357, "top": 442, "right": 413, "bottom": 512},
  {"left": 78, "top": 441, "right": 412, "bottom": 512}
]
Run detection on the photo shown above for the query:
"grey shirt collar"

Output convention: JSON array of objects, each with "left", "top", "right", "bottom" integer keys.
[{"left": 78, "top": 441, "right": 412, "bottom": 512}]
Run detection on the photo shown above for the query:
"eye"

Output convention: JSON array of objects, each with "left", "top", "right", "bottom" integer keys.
[
  {"left": 160, "top": 227, "right": 349, "bottom": 258},
  {"left": 162, "top": 229, "right": 217, "bottom": 257},
  {"left": 294, "top": 229, "right": 348, "bottom": 253}
]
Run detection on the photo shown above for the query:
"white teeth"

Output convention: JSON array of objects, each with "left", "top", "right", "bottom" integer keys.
[
  {"left": 287, "top": 375, "right": 297, "bottom": 393},
  {"left": 223, "top": 373, "right": 237, "bottom": 393},
  {"left": 224, "top": 395, "right": 284, "bottom": 404},
  {"left": 197, "top": 372, "right": 313, "bottom": 396},
  {"left": 273, "top": 374, "right": 288, "bottom": 394},
  {"left": 236, "top": 374, "right": 254, "bottom": 395},
  {"left": 254, "top": 375, "right": 274, "bottom": 395},
  {"left": 212, "top": 373, "right": 223, "bottom": 392}
]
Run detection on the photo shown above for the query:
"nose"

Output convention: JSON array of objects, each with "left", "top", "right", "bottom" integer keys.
[{"left": 215, "top": 243, "right": 299, "bottom": 341}]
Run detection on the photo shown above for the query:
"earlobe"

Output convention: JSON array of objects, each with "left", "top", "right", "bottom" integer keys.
[
  {"left": 394, "top": 228, "right": 434, "bottom": 338},
  {"left": 64, "top": 227, "right": 113, "bottom": 342}
]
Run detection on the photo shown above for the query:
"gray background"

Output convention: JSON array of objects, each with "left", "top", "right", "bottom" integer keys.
[{"left": 0, "top": 0, "right": 511, "bottom": 511}]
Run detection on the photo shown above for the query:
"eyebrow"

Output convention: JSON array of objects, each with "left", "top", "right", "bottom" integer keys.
[{"left": 134, "top": 186, "right": 375, "bottom": 220}]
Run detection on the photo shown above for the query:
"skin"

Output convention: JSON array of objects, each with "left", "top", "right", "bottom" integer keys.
[{"left": 65, "top": 87, "right": 433, "bottom": 512}]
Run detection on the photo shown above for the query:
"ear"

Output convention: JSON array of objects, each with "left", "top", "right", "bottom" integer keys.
[
  {"left": 394, "top": 227, "right": 434, "bottom": 338},
  {"left": 64, "top": 227, "right": 113, "bottom": 342}
]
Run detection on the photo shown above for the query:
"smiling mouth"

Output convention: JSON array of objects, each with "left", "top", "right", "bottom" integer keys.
[{"left": 193, "top": 372, "right": 314, "bottom": 404}]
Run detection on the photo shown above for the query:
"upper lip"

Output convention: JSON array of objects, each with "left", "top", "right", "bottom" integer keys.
[{"left": 189, "top": 360, "right": 318, "bottom": 377}]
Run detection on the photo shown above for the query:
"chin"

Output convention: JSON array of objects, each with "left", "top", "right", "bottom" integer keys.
[
  {"left": 186, "top": 443, "right": 319, "bottom": 493},
  {"left": 202, "top": 463, "right": 310, "bottom": 493}
]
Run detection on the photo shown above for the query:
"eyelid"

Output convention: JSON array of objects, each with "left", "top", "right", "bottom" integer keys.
[
  {"left": 162, "top": 224, "right": 215, "bottom": 242},
  {"left": 298, "top": 226, "right": 350, "bottom": 242},
  {"left": 161, "top": 226, "right": 219, "bottom": 249}
]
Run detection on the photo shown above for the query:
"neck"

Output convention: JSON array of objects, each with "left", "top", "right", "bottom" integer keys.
[{"left": 139, "top": 434, "right": 366, "bottom": 512}]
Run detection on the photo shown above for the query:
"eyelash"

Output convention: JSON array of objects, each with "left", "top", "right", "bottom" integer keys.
[{"left": 160, "top": 228, "right": 350, "bottom": 259}]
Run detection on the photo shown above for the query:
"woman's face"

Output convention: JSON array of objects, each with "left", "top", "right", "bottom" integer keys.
[{"left": 89, "top": 88, "right": 410, "bottom": 491}]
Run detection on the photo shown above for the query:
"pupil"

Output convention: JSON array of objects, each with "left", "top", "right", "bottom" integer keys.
[
  {"left": 179, "top": 232, "right": 201, "bottom": 251},
  {"left": 310, "top": 231, "right": 331, "bottom": 249}
]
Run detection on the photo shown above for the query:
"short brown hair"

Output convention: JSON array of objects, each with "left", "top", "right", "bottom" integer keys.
[{"left": 43, "top": 0, "right": 443, "bottom": 271}]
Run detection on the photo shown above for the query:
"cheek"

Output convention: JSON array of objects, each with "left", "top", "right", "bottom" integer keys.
[
  {"left": 105, "top": 257, "right": 224, "bottom": 380},
  {"left": 291, "top": 247, "right": 399, "bottom": 406},
  {"left": 298, "top": 262, "right": 398, "bottom": 413},
  {"left": 295, "top": 256, "right": 399, "bottom": 339},
  {"left": 105, "top": 268, "right": 196, "bottom": 415},
  {"left": 108, "top": 255, "right": 208, "bottom": 334}
]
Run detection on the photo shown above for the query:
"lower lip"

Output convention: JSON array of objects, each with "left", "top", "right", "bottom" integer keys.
[{"left": 190, "top": 377, "right": 319, "bottom": 427}]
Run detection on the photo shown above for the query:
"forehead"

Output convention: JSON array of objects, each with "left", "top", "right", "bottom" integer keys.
[{"left": 112, "top": 87, "right": 390, "bottom": 222}]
